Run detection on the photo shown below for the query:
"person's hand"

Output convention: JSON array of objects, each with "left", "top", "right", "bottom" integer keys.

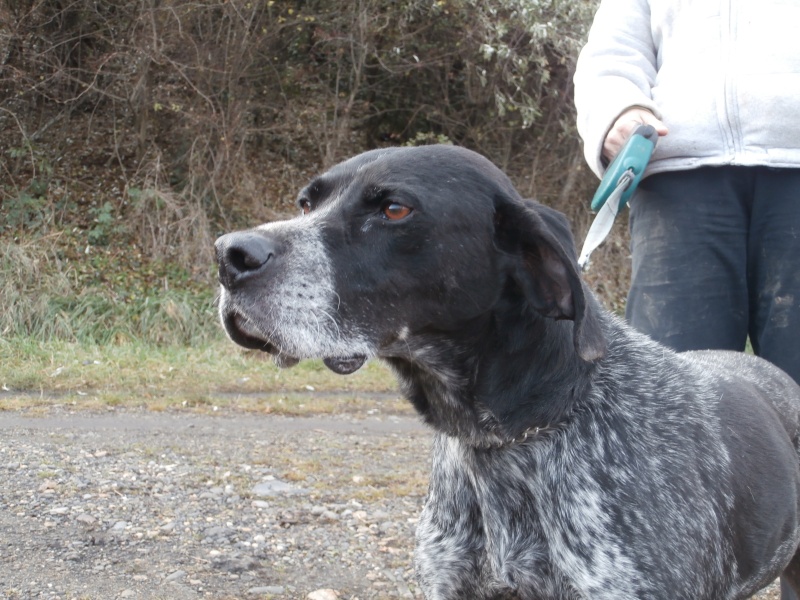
[{"left": 603, "top": 108, "right": 668, "bottom": 162}]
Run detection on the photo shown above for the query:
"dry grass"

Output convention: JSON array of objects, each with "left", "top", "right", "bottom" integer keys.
[{"left": 0, "top": 336, "right": 407, "bottom": 415}]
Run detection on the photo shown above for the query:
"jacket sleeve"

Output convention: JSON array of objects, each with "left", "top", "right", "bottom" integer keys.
[{"left": 573, "top": 0, "right": 660, "bottom": 178}]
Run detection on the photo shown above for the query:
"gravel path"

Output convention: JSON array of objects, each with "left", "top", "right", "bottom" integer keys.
[
  {"left": 0, "top": 406, "right": 780, "bottom": 600},
  {"left": 0, "top": 407, "right": 429, "bottom": 600}
]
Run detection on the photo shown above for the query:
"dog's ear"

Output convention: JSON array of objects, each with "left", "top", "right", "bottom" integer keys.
[{"left": 494, "top": 196, "right": 606, "bottom": 362}]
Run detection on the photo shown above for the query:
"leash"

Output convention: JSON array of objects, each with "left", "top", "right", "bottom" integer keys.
[{"left": 577, "top": 123, "right": 658, "bottom": 270}]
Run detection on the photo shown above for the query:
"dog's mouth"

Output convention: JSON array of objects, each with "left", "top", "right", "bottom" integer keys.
[
  {"left": 222, "top": 311, "right": 366, "bottom": 374},
  {"left": 223, "top": 312, "right": 297, "bottom": 366}
]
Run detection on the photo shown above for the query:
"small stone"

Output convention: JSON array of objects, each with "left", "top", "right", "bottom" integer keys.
[
  {"left": 249, "top": 586, "right": 285, "bottom": 595},
  {"left": 308, "top": 590, "right": 339, "bottom": 600},
  {"left": 76, "top": 514, "right": 97, "bottom": 526},
  {"left": 119, "top": 590, "right": 136, "bottom": 598},
  {"left": 159, "top": 521, "right": 176, "bottom": 533},
  {"left": 251, "top": 500, "right": 270, "bottom": 509},
  {"left": 49, "top": 507, "right": 69, "bottom": 516},
  {"left": 164, "top": 570, "right": 186, "bottom": 583},
  {"left": 252, "top": 479, "right": 309, "bottom": 497},
  {"left": 204, "top": 525, "right": 232, "bottom": 539},
  {"left": 213, "top": 555, "right": 260, "bottom": 573}
]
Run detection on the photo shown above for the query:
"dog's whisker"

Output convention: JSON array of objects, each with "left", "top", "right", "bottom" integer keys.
[{"left": 315, "top": 307, "right": 341, "bottom": 340}]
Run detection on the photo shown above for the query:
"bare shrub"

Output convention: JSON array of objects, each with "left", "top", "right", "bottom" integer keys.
[
  {"left": 124, "top": 153, "right": 208, "bottom": 271},
  {"left": 2, "top": 0, "right": 630, "bottom": 309}
]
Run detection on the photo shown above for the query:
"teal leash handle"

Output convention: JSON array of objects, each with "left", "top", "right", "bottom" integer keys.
[
  {"left": 578, "top": 123, "right": 659, "bottom": 270},
  {"left": 590, "top": 123, "right": 658, "bottom": 212}
]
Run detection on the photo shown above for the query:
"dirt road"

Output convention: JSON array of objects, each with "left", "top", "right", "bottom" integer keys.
[{"left": 0, "top": 407, "right": 780, "bottom": 600}]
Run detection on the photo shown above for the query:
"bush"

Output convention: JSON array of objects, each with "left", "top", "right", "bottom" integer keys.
[
  {"left": 1, "top": 0, "right": 599, "bottom": 214},
  {"left": 2, "top": 0, "right": 633, "bottom": 341},
  {"left": 0, "top": 239, "right": 218, "bottom": 345}
]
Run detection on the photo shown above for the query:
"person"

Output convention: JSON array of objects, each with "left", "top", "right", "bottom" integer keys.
[{"left": 574, "top": 2, "right": 800, "bottom": 597}]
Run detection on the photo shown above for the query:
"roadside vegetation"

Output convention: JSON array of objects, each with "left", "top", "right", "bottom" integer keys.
[
  {"left": 0, "top": 213, "right": 401, "bottom": 412},
  {"left": 0, "top": 335, "right": 406, "bottom": 414},
  {"left": 1, "top": 0, "right": 626, "bottom": 411}
]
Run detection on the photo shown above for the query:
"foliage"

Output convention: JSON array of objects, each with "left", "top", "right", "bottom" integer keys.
[
  {"left": 1, "top": 0, "right": 599, "bottom": 212},
  {"left": 0, "top": 238, "right": 218, "bottom": 345},
  {"left": 0, "top": 0, "right": 629, "bottom": 351}
]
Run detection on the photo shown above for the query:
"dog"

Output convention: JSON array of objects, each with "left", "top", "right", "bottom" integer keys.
[{"left": 215, "top": 144, "right": 800, "bottom": 599}]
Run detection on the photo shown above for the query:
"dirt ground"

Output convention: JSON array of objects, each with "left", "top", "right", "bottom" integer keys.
[{"left": 0, "top": 406, "right": 782, "bottom": 600}]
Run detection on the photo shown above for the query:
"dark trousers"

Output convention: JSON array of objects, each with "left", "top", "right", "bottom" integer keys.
[
  {"left": 627, "top": 165, "right": 800, "bottom": 599},
  {"left": 628, "top": 166, "right": 800, "bottom": 383}
]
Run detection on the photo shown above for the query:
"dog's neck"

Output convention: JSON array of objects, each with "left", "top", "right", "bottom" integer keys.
[{"left": 384, "top": 296, "right": 598, "bottom": 447}]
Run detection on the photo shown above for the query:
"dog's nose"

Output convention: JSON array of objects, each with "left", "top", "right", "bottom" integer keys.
[{"left": 216, "top": 231, "right": 276, "bottom": 289}]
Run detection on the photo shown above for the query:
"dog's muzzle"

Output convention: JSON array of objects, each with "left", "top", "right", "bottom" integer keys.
[
  {"left": 215, "top": 230, "right": 294, "bottom": 360},
  {"left": 215, "top": 230, "right": 367, "bottom": 374}
]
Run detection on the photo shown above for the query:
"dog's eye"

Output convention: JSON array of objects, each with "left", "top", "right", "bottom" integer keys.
[
  {"left": 299, "top": 199, "right": 312, "bottom": 215},
  {"left": 382, "top": 202, "right": 412, "bottom": 221}
]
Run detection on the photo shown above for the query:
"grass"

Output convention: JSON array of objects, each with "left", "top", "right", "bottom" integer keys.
[
  {"left": 0, "top": 237, "right": 219, "bottom": 344},
  {"left": 0, "top": 335, "right": 406, "bottom": 415},
  {"left": 0, "top": 234, "right": 408, "bottom": 415}
]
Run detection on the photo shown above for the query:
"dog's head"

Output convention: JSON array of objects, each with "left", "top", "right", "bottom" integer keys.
[{"left": 215, "top": 145, "right": 605, "bottom": 376}]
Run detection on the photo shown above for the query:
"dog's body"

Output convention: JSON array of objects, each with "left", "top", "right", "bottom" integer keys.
[{"left": 215, "top": 145, "right": 800, "bottom": 599}]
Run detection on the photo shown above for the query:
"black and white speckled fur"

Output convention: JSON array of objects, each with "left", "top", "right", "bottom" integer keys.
[{"left": 215, "top": 144, "right": 800, "bottom": 599}]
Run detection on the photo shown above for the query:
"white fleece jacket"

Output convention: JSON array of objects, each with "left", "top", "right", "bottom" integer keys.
[{"left": 574, "top": 0, "right": 800, "bottom": 179}]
